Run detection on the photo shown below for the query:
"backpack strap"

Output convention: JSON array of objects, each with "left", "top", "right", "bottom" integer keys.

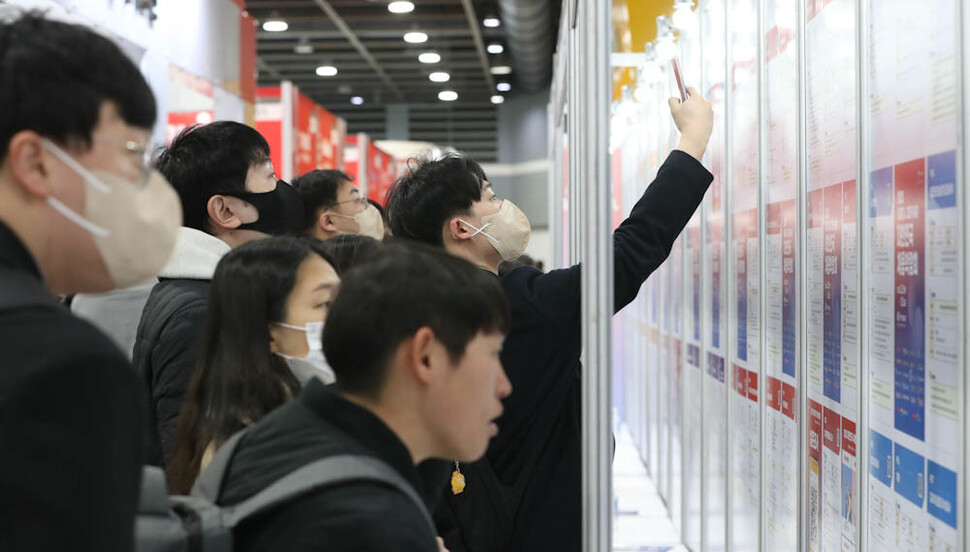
[
  {"left": 190, "top": 428, "right": 251, "bottom": 502},
  {"left": 224, "top": 454, "right": 436, "bottom": 536}
]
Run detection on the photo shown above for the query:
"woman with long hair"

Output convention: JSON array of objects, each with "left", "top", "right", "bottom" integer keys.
[{"left": 166, "top": 236, "right": 340, "bottom": 494}]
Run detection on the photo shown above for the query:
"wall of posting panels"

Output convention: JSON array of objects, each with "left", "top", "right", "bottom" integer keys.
[{"left": 599, "top": 0, "right": 966, "bottom": 550}]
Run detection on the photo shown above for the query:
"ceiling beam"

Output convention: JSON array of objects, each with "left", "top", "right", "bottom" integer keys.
[
  {"left": 459, "top": 0, "right": 496, "bottom": 91},
  {"left": 308, "top": 0, "right": 404, "bottom": 100}
]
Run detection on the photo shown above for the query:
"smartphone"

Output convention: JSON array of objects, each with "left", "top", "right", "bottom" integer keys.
[{"left": 671, "top": 56, "right": 689, "bottom": 101}]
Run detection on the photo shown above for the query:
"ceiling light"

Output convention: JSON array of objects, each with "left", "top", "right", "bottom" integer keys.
[
  {"left": 262, "top": 19, "right": 288, "bottom": 32},
  {"left": 419, "top": 52, "right": 441, "bottom": 64},
  {"left": 388, "top": 1, "right": 415, "bottom": 14},
  {"left": 490, "top": 65, "right": 512, "bottom": 75},
  {"left": 351, "top": 96, "right": 364, "bottom": 105},
  {"left": 483, "top": 17, "right": 500, "bottom": 28},
  {"left": 315, "top": 65, "right": 338, "bottom": 77},
  {"left": 496, "top": 82, "right": 511, "bottom": 92},
  {"left": 294, "top": 39, "right": 314, "bottom": 54},
  {"left": 404, "top": 31, "right": 428, "bottom": 44},
  {"left": 438, "top": 90, "right": 458, "bottom": 102},
  {"left": 429, "top": 72, "right": 451, "bottom": 83},
  {"left": 491, "top": 95, "right": 505, "bottom": 104},
  {"left": 487, "top": 43, "right": 504, "bottom": 54}
]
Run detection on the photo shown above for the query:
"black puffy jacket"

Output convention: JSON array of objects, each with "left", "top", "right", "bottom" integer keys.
[{"left": 131, "top": 278, "right": 209, "bottom": 467}]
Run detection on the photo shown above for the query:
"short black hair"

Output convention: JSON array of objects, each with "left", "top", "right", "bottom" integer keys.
[
  {"left": 292, "top": 170, "right": 351, "bottom": 235},
  {"left": 155, "top": 121, "right": 271, "bottom": 231},
  {"left": 385, "top": 153, "right": 488, "bottom": 246},
  {"left": 311, "top": 233, "right": 381, "bottom": 276},
  {"left": 0, "top": 13, "right": 156, "bottom": 162},
  {"left": 323, "top": 242, "right": 509, "bottom": 398}
]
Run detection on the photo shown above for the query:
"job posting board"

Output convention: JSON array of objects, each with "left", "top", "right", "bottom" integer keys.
[{"left": 606, "top": 0, "right": 966, "bottom": 550}]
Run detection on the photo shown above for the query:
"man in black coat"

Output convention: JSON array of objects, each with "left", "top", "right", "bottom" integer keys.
[
  {"left": 385, "top": 88, "right": 714, "bottom": 551},
  {"left": 132, "top": 121, "right": 304, "bottom": 467},
  {"left": 218, "top": 243, "right": 512, "bottom": 551},
  {"left": 0, "top": 14, "right": 182, "bottom": 551}
]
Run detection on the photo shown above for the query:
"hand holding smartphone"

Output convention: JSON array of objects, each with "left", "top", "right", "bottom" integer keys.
[{"left": 671, "top": 56, "right": 689, "bottom": 102}]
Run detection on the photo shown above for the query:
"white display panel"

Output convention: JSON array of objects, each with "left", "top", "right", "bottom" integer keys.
[
  {"left": 727, "top": 0, "right": 761, "bottom": 550},
  {"left": 804, "top": 2, "right": 860, "bottom": 552},
  {"left": 764, "top": 0, "right": 800, "bottom": 550},
  {"left": 701, "top": 2, "right": 729, "bottom": 550},
  {"left": 684, "top": 214, "right": 704, "bottom": 551},
  {"left": 865, "top": 1, "right": 962, "bottom": 551}
]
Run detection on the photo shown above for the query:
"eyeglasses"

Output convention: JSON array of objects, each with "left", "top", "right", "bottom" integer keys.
[
  {"left": 333, "top": 196, "right": 369, "bottom": 209},
  {"left": 93, "top": 134, "right": 153, "bottom": 187}
]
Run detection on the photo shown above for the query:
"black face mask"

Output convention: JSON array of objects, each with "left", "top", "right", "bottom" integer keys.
[{"left": 222, "top": 180, "right": 304, "bottom": 235}]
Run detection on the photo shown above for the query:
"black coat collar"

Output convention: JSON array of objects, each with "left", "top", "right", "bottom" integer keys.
[{"left": 298, "top": 379, "right": 423, "bottom": 491}]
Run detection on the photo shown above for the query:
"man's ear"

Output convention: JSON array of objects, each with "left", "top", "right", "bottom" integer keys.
[
  {"left": 5, "top": 131, "right": 56, "bottom": 200},
  {"left": 448, "top": 217, "right": 474, "bottom": 241},
  {"left": 207, "top": 195, "right": 248, "bottom": 231},
  {"left": 408, "top": 327, "right": 439, "bottom": 386},
  {"left": 318, "top": 210, "right": 340, "bottom": 233}
]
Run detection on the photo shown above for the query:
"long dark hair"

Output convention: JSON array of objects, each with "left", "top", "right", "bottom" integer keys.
[{"left": 167, "top": 236, "right": 325, "bottom": 494}]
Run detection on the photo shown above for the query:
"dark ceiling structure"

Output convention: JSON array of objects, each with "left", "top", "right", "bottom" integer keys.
[{"left": 245, "top": 0, "right": 558, "bottom": 162}]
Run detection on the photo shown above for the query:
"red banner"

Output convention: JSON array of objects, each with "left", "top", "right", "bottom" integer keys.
[{"left": 366, "top": 142, "right": 398, "bottom": 206}]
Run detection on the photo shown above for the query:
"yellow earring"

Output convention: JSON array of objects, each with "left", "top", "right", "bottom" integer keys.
[{"left": 450, "top": 460, "right": 466, "bottom": 495}]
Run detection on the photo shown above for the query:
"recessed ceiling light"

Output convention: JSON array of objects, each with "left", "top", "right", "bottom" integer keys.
[
  {"left": 438, "top": 90, "right": 458, "bottom": 102},
  {"left": 490, "top": 95, "right": 505, "bottom": 104},
  {"left": 388, "top": 1, "right": 415, "bottom": 14},
  {"left": 429, "top": 72, "right": 451, "bottom": 83},
  {"left": 496, "top": 82, "right": 511, "bottom": 92},
  {"left": 315, "top": 65, "right": 338, "bottom": 77},
  {"left": 487, "top": 43, "right": 504, "bottom": 54},
  {"left": 490, "top": 65, "right": 512, "bottom": 75},
  {"left": 483, "top": 17, "right": 500, "bottom": 28},
  {"left": 404, "top": 31, "right": 428, "bottom": 44},
  {"left": 351, "top": 96, "right": 364, "bottom": 105},
  {"left": 418, "top": 52, "right": 441, "bottom": 64},
  {"left": 262, "top": 19, "right": 288, "bottom": 32}
]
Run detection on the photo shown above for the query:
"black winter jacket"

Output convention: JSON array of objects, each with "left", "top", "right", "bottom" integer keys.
[
  {"left": 218, "top": 380, "right": 440, "bottom": 551},
  {"left": 0, "top": 222, "right": 145, "bottom": 551},
  {"left": 433, "top": 150, "right": 713, "bottom": 552},
  {"left": 132, "top": 278, "right": 209, "bottom": 466}
]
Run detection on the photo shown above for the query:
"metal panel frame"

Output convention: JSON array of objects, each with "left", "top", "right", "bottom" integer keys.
[
  {"left": 578, "top": 0, "right": 613, "bottom": 549},
  {"left": 723, "top": 0, "right": 736, "bottom": 547},
  {"left": 960, "top": 0, "right": 969, "bottom": 548},
  {"left": 796, "top": 0, "right": 809, "bottom": 548},
  {"left": 856, "top": 0, "right": 870, "bottom": 549},
  {"left": 757, "top": 0, "right": 768, "bottom": 548}
]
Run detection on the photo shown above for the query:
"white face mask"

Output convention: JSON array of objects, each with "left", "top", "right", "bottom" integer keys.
[
  {"left": 274, "top": 321, "right": 334, "bottom": 385},
  {"left": 329, "top": 203, "right": 385, "bottom": 241},
  {"left": 42, "top": 139, "right": 182, "bottom": 289},
  {"left": 459, "top": 200, "right": 531, "bottom": 261}
]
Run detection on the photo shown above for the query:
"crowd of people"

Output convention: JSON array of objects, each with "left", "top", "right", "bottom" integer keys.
[{"left": 0, "top": 12, "right": 714, "bottom": 552}]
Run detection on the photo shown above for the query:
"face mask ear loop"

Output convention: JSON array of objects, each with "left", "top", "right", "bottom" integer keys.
[
  {"left": 274, "top": 322, "right": 307, "bottom": 332},
  {"left": 458, "top": 218, "right": 500, "bottom": 244}
]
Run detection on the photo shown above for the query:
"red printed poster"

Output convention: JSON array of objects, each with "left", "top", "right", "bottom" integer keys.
[
  {"left": 166, "top": 111, "right": 214, "bottom": 144},
  {"left": 255, "top": 87, "right": 283, "bottom": 177},
  {"left": 344, "top": 135, "right": 359, "bottom": 181},
  {"left": 366, "top": 143, "right": 398, "bottom": 206},
  {"left": 822, "top": 407, "right": 842, "bottom": 552},
  {"left": 841, "top": 417, "right": 857, "bottom": 529},
  {"left": 808, "top": 400, "right": 823, "bottom": 552},
  {"left": 781, "top": 383, "right": 796, "bottom": 421},
  {"left": 295, "top": 91, "right": 317, "bottom": 177},
  {"left": 767, "top": 376, "right": 782, "bottom": 412}
]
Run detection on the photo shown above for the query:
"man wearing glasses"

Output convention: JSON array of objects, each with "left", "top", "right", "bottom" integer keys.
[
  {"left": 292, "top": 169, "right": 386, "bottom": 241},
  {"left": 0, "top": 14, "right": 182, "bottom": 551}
]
